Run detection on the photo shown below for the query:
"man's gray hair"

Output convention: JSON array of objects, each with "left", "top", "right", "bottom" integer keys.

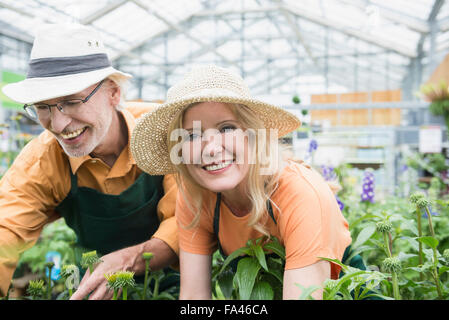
[{"left": 105, "top": 73, "right": 130, "bottom": 110}]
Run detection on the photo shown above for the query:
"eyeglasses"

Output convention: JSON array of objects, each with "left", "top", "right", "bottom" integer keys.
[{"left": 23, "top": 79, "right": 105, "bottom": 121}]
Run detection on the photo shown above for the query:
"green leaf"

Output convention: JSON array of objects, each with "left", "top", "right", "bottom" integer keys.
[
  {"left": 250, "top": 281, "right": 274, "bottom": 300},
  {"left": 262, "top": 238, "right": 285, "bottom": 259},
  {"left": 324, "top": 270, "right": 367, "bottom": 299},
  {"left": 417, "top": 236, "right": 439, "bottom": 249},
  {"left": 401, "top": 219, "right": 419, "bottom": 236},
  {"left": 217, "top": 271, "right": 234, "bottom": 299},
  {"left": 349, "top": 214, "right": 378, "bottom": 230},
  {"left": 344, "top": 245, "right": 373, "bottom": 264},
  {"left": 294, "top": 283, "right": 320, "bottom": 300},
  {"left": 352, "top": 224, "right": 376, "bottom": 248},
  {"left": 266, "top": 258, "right": 284, "bottom": 283},
  {"left": 235, "top": 257, "right": 261, "bottom": 300},
  {"left": 397, "top": 252, "right": 417, "bottom": 262},
  {"left": 439, "top": 266, "right": 449, "bottom": 276},
  {"left": 319, "top": 257, "right": 347, "bottom": 273},
  {"left": 217, "top": 246, "right": 252, "bottom": 275},
  {"left": 252, "top": 244, "right": 268, "bottom": 272}
]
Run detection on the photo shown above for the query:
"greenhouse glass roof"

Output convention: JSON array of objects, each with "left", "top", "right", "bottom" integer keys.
[{"left": 0, "top": 0, "right": 448, "bottom": 104}]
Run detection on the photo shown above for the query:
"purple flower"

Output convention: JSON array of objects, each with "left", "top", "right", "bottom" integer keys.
[
  {"left": 321, "top": 165, "right": 337, "bottom": 181},
  {"left": 336, "top": 196, "right": 344, "bottom": 211},
  {"left": 361, "top": 170, "right": 375, "bottom": 203},
  {"left": 308, "top": 139, "right": 318, "bottom": 153}
]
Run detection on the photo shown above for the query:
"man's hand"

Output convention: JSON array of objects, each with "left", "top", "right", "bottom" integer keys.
[
  {"left": 70, "top": 247, "right": 134, "bottom": 300},
  {"left": 69, "top": 238, "right": 177, "bottom": 300}
]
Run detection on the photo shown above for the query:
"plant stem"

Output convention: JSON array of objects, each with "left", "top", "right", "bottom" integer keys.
[
  {"left": 392, "top": 272, "right": 401, "bottom": 300},
  {"left": 46, "top": 267, "right": 53, "bottom": 300},
  {"left": 425, "top": 206, "right": 443, "bottom": 299},
  {"left": 383, "top": 232, "right": 401, "bottom": 300},
  {"left": 143, "top": 261, "right": 150, "bottom": 300},
  {"left": 431, "top": 269, "right": 443, "bottom": 299},
  {"left": 113, "top": 290, "right": 118, "bottom": 300},
  {"left": 153, "top": 277, "right": 159, "bottom": 298},
  {"left": 123, "top": 287, "right": 128, "bottom": 300},
  {"left": 383, "top": 232, "right": 392, "bottom": 258},
  {"left": 424, "top": 207, "right": 436, "bottom": 237},
  {"left": 416, "top": 207, "right": 424, "bottom": 281}
]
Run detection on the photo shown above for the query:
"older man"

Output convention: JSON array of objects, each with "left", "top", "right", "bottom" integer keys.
[{"left": 0, "top": 23, "right": 178, "bottom": 299}]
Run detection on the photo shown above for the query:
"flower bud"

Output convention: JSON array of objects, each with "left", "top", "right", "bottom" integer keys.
[
  {"left": 142, "top": 252, "right": 154, "bottom": 261},
  {"left": 409, "top": 192, "right": 425, "bottom": 204},
  {"left": 116, "top": 271, "right": 136, "bottom": 288},
  {"left": 104, "top": 273, "right": 120, "bottom": 290},
  {"left": 81, "top": 250, "right": 101, "bottom": 268},
  {"left": 61, "top": 264, "right": 77, "bottom": 278},
  {"left": 376, "top": 220, "right": 392, "bottom": 233},
  {"left": 27, "top": 279, "right": 45, "bottom": 298},
  {"left": 382, "top": 257, "right": 402, "bottom": 273},
  {"left": 416, "top": 198, "right": 430, "bottom": 209}
]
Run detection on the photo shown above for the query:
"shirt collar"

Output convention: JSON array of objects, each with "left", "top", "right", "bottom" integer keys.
[{"left": 68, "top": 108, "right": 137, "bottom": 174}]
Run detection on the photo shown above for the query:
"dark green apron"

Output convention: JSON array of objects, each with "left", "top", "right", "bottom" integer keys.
[
  {"left": 56, "top": 164, "right": 179, "bottom": 293},
  {"left": 57, "top": 168, "right": 164, "bottom": 255}
]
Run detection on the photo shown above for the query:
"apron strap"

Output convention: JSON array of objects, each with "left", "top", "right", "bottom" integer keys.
[{"left": 68, "top": 165, "right": 78, "bottom": 195}]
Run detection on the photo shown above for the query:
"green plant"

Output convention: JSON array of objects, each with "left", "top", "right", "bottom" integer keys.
[
  {"left": 27, "top": 279, "right": 45, "bottom": 300},
  {"left": 420, "top": 80, "right": 449, "bottom": 137},
  {"left": 319, "top": 258, "right": 389, "bottom": 300},
  {"left": 60, "top": 264, "right": 78, "bottom": 298},
  {"left": 105, "top": 271, "right": 135, "bottom": 300},
  {"left": 415, "top": 196, "right": 444, "bottom": 299},
  {"left": 81, "top": 250, "right": 102, "bottom": 274},
  {"left": 292, "top": 95, "right": 301, "bottom": 104},
  {"left": 142, "top": 252, "right": 154, "bottom": 300},
  {"left": 213, "top": 236, "right": 285, "bottom": 300},
  {"left": 17, "top": 219, "right": 77, "bottom": 277},
  {"left": 105, "top": 272, "right": 120, "bottom": 300},
  {"left": 44, "top": 262, "right": 54, "bottom": 299}
]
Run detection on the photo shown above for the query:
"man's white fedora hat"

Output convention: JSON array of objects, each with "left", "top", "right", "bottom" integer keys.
[{"left": 2, "top": 23, "right": 131, "bottom": 104}]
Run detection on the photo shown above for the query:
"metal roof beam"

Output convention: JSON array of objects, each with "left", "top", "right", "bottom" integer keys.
[
  {"left": 80, "top": 0, "right": 129, "bottom": 25},
  {"left": 131, "top": 0, "right": 238, "bottom": 68},
  {"left": 192, "top": 4, "right": 417, "bottom": 57},
  {"left": 130, "top": 18, "right": 263, "bottom": 85},
  {"left": 0, "top": 22, "right": 33, "bottom": 43},
  {"left": 273, "top": 0, "right": 321, "bottom": 71},
  {"left": 193, "top": 7, "right": 279, "bottom": 17},
  {"left": 282, "top": 2, "right": 417, "bottom": 58},
  {"left": 338, "top": 0, "right": 430, "bottom": 34}
]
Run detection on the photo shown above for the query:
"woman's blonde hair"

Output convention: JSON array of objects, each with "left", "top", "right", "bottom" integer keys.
[{"left": 167, "top": 102, "right": 283, "bottom": 236}]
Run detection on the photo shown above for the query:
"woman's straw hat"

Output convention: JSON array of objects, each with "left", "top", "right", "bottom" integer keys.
[
  {"left": 131, "top": 64, "right": 301, "bottom": 175},
  {"left": 2, "top": 23, "right": 131, "bottom": 104}
]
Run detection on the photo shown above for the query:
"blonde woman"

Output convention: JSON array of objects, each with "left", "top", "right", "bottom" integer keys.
[{"left": 131, "top": 65, "right": 352, "bottom": 300}]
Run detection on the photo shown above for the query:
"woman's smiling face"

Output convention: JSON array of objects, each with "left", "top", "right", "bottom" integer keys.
[{"left": 181, "top": 102, "right": 251, "bottom": 193}]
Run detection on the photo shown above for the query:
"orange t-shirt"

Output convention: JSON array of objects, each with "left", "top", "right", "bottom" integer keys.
[{"left": 176, "top": 161, "right": 352, "bottom": 279}]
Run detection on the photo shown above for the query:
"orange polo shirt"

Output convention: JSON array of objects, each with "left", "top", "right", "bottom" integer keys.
[
  {"left": 0, "top": 102, "right": 178, "bottom": 296},
  {"left": 176, "top": 161, "right": 352, "bottom": 279}
]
